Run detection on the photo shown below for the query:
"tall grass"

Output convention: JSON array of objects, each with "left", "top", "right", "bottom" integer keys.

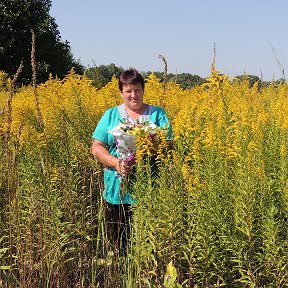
[{"left": 0, "top": 67, "right": 288, "bottom": 287}]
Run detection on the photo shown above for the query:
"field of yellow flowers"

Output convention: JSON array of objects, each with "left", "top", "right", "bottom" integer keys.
[{"left": 1, "top": 68, "right": 288, "bottom": 287}]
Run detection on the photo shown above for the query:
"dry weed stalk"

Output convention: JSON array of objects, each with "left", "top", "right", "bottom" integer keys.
[
  {"left": 31, "top": 29, "right": 45, "bottom": 131},
  {"left": 158, "top": 54, "right": 168, "bottom": 105},
  {"left": 4, "top": 61, "right": 23, "bottom": 284},
  {"left": 31, "top": 29, "right": 49, "bottom": 180}
]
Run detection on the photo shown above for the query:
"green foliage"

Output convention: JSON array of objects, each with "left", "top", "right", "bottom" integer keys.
[
  {"left": 0, "top": 0, "right": 84, "bottom": 84},
  {"left": 85, "top": 63, "right": 124, "bottom": 88},
  {"left": 234, "top": 74, "right": 261, "bottom": 88},
  {"left": 143, "top": 71, "right": 205, "bottom": 89},
  {"left": 169, "top": 73, "right": 205, "bottom": 89}
]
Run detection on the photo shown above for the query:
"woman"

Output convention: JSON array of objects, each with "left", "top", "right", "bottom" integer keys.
[{"left": 91, "top": 69, "right": 173, "bottom": 255}]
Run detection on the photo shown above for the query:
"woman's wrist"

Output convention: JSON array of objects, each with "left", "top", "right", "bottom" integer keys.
[{"left": 112, "top": 157, "right": 121, "bottom": 170}]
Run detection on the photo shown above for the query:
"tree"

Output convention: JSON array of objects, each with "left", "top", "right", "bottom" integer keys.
[
  {"left": 169, "top": 73, "right": 205, "bottom": 89},
  {"left": 85, "top": 63, "right": 124, "bottom": 88},
  {"left": 0, "top": 0, "right": 83, "bottom": 84},
  {"left": 234, "top": 74, "right": 261, "bottom": 88},
  {"left": 143, "top": 71, "right": 204, "bottom": 89}
]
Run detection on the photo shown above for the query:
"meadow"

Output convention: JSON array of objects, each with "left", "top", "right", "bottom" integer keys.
[{"left": 0, "top": 66, "right": 288, "bottom": 287}]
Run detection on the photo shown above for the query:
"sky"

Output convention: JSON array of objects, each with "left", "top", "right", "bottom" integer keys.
[{"left": 50, "top": 0, "right": 288, "bottom": 81}]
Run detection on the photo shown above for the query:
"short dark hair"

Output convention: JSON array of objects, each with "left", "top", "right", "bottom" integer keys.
[{"left": 118, "top": 69, "right": 145, "bottom": 92}]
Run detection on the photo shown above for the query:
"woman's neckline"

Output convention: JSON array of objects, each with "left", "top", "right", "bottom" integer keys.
[{"left": 122, "top": 103, "right": 149, "bottom": 120}]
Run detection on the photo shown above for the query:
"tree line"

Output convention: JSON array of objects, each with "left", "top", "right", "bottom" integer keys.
[
  {"left": 85, "top": 64, "right": 206, "bottom": 89},
  {"left": 85, "top": 65, "right": 286, "bottom": 89},
  {"left": 0, "top": 0, "right": 286, "bottom": 89}
]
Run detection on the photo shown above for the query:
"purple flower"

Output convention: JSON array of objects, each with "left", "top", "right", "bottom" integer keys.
[{"left": 124, "top": 154, "right": 136, "bottom": 167}]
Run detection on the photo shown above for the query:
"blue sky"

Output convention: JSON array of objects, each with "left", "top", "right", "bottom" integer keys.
[{"left": 50, "top": 0, "right": 288, "bottom": 81}]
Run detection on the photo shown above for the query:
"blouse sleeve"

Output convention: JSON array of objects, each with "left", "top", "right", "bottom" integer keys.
[
  {"left": 157, "top": 108, "right": 173, "bottom": 140},
  {"left": 92, "top": 110, "right": 110, "bottom": 144}
]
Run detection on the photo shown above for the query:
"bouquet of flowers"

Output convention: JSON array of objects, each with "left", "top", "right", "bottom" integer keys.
[{"left": 109, "top": 119, "right": 158, "bottom": 191}]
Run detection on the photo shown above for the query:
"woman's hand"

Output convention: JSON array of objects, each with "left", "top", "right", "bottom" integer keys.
[
  {"left": 115, "top": 159, "right": 133, "bottom": 176},
  {"left": 91, "top": 140, "right": 134, "bottom": 176}
]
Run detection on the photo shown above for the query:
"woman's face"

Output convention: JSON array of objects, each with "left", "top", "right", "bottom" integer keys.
[{"left": 120, "top": 83, "right": 144, "bottom": 111}]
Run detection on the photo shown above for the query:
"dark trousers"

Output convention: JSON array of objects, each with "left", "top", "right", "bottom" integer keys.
[{"left": 104, "top": 202, "right": 133, "bottom": 256}]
